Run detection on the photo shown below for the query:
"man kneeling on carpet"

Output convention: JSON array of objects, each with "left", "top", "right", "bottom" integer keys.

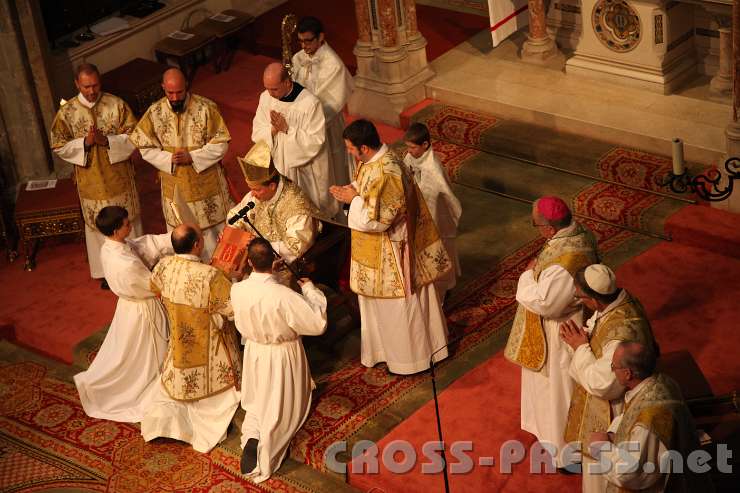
[
  {"left": 140, "top": 223, "right": 242, "bottom": 453},
  {"left": 74, "top": 206, "right": 172, "bottom": 423},
  {"left": 231, "top": 238, "right": 327, "bottom": 481}
]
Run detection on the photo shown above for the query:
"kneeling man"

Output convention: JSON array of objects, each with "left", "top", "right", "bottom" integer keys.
[
  {"left": 232, "top": 238, "right": 327, "bottom": 481},
  {"left": 141, "top": 224, "right": 241, "bottom": 452}
]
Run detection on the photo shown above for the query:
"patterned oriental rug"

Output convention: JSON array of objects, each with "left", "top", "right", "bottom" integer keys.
[{"left": 0, "top": 346, "right": 313, "bottom": 493}]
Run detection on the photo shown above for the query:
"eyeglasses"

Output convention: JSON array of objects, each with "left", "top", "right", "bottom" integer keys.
[
  {"left": 298, "top": 36, "right": 317, "bottom": 44},
  {"left": 531, "top": 219, "right": 549, "bottom": 227},
  {"left": 610, "top": 362, "right": 628, "bottom": 372}
]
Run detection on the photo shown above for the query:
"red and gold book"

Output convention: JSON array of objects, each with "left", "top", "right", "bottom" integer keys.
[{"left": 210, "top": 227, "right": 252, "bottom": 277}]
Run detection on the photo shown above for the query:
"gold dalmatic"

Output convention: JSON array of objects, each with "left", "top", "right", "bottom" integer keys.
[
  {"left": 150, "top": 256, "right": 241, "bottom": 401},
  {"left": 50, "top": 93, "right": 139, "bottom": 228},
  {"left": 130, "top": 94, "right": 232, "bottom": 229},
  {"left": 349, "top": 150, "right": 451, "bottom": 298},
  {"left": 504, "top": 222, "right": 599, "bottom": 371},
  {"left": 563, "top": 291, "right": 656, "bottom": 453},
  {"left": 607, "top": 373, "right": 705, "bottom": 493}
]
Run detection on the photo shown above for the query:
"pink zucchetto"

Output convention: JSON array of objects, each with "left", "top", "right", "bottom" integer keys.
[{"left": 536, "top": 196, "right": 570, "bottom": 222}]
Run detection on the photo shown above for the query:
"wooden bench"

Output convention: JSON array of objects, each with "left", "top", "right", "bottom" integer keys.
[{"left": 102, "top": 58, "right": 169, "bottom": 116}]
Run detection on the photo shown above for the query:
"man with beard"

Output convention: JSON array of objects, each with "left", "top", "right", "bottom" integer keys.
[{"left": 130, "top": 68, "right": 233, "bottom": 260}]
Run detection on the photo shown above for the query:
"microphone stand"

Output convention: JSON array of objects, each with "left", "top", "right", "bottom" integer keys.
[
  {"left": 428, "top": 327, "right": 480, "bottom": 493},
  {"left": 228, "top": 203, "right": 301, "bottom": 279}
]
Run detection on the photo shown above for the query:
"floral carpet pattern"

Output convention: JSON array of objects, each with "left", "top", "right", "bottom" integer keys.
[{"left": 0, "top": 361, "right": 308, "bottom": 492}]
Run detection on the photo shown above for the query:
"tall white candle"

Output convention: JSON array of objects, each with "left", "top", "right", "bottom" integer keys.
[{"left": 672, "top": 138, "right": 685, "bottom": 175}]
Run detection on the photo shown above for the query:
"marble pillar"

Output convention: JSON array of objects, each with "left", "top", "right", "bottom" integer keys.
[
  {"left": 348, "top": 0, "right": 435, "bottom": 126},
  {"left": 521, "top": 0, "right": 563, "bottom": 64},
  {"left": 710, "top": 17, "right": 733, "bottom": 98},
  {"left": 0, "top": 0, "right": 55, "bottom": 185}
]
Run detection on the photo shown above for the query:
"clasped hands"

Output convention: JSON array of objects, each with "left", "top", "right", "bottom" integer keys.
[
  {"left": 329, "top": 184, "right": 358, "bottom": 204},
  {"left": 84, "top": 125, "right": 108, "bottom": 148},
  {"left": 559, "top": 319, "right": 589, "bottom": 350},
  {"left": 270, "top": 110, "right": 288, "bottom": 136},
  {"left": 172, "top": 148, "right": 193, "bottom": 166}
]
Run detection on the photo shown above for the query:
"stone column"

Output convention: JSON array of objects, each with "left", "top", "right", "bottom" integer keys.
[
  {"left": 348, "top": 0, "right": 435, "bottom": 126},
  {"left": 0, "top": 0, "right": 54, "bottom": 185},
  {"left": 710, "top": 16, "right": 733, "bottom": 98},
  {"left": 521, "top": 0, "right": 563, "bottom": 64},
  {"left": 719, "top": 2, "right": 740, "bottom": 212}
]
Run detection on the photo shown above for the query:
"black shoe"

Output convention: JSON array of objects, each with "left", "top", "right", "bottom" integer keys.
[
  {"left": 100, "top": 279, "right": 110, "bottom": 290},
  {"left": 558, "top": 464, "right": 582, "bottom": 474},
  {"left": 240, "top": 438, "right": 259, "bottom": 474}
]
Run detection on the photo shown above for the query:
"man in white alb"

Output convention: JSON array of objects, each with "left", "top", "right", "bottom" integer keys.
[
  {"left": 232, "top": 238, "right": 327, "bottom": 481},
  {"left": 292, "top": 16, "right": 354, "bottom": 186},
  {"left": 74, "top": 206, "right": 172, "bottom": 422},
  {"left": 252, "top": 62, "right": 340, "bottom": 219}
]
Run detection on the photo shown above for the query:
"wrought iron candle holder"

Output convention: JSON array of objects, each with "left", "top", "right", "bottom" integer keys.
[{"left": 655, "top": 157, "right": 740, "bottom": 202}]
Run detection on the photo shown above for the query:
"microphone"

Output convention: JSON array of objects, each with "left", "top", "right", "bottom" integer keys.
[{"left": 227, "top": 201, "right": 255, "bottom": 225}]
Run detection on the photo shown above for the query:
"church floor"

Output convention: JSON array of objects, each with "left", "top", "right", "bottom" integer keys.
[{"left": 426, "top": 30, "right": 731, "bottom": 167}]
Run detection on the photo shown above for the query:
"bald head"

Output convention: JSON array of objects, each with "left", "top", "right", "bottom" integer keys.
[
  {"left": 162, "top": 68, "right": 188, "bottom": 111},
  {"left": 613, "top": 342, "right": 658, "bottom": 386},
  {"left": 171, "top": 223, "right": 202, "bottom": 255},
  {"left": 263, "top": 62, "right": 292, "bottom": 99}
]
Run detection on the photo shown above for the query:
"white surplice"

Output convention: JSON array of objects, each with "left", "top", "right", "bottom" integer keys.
[
  {"left": 73, "top": 233, "right": 172, "bottom": 422},
  {"left": 232, "top": 272, "right": 327, "bottom": 483},
  {"left": 403, "top": 148, "right": 462, "bottom": 298},
  {"left": 348, "top": 145, "right": 449, "bottom": 375},
  {"left": 292, "top": 42, "right": 354, "bottom": 186},
  {"left": 252, "top": 87, "right": 340, "bottom": 218},
  {"left": 54, "top": 93, "right": 140, "bottom": 278},
  {"left": 515, "top": 234, "right": 583, "bottom": 466}
]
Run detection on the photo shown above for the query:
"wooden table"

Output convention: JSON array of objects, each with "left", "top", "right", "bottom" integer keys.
[
  {"left": 154, "top": 31, "right": 214, "bottom": 86},
  {"left": 190, "top": 9, "right": 255, "bottom": 72},
  {"left": 103, "top": 58, "right": 169, "bottom": 116},
  {"left": 15, "top": 178, "right": 84, "bottom": 271}
]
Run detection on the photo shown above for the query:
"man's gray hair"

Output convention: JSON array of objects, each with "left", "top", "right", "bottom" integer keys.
[{"left": 618, "top": 342, "right": 658, "bottom": 380}]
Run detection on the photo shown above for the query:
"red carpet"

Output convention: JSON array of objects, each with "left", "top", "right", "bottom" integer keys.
[{"left": 349, "top": 205, "right": 740, "bottom": 492}]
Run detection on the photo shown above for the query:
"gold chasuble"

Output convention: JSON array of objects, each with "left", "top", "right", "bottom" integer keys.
[
  {"left": 50, "top": 93, "right": 139, "bottom": 228},
  {"left": 564, "top": 291, "right": 656, "bottom": 451},
  {"left": 130, "top": 95, "right": 232, "bottom": 230},
  {"left": 350, "top": 150, "right": 451, "bottom": 298},
  {"left": 505, "top": 222, "right": 599, "bottom": 371},
  {"left": 608, "top": 373, "right": 704, "bottom": 493},
  {"left": 150, "top": 256, "right": 241, "bottom": 401},
  {"left": 247, "top": 179, "right": 320, "bottom": 259}
]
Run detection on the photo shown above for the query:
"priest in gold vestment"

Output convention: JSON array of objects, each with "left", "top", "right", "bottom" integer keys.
[
  {"left": 140, "top": 224, "right": 241, "bottom": 453},
  {"left": 331, "top": 120, "right": 451, "bottom": 375},
  {"left": 504, "top": 196, "right": 599, "bottom": 468},
  {"left": 50, "top": 63, "right": 140, "bottom": 281},
  {"left": 560, "top": 264, "right": 657, "bottom": 484},
  {"left": 130, "top": 68, "right": 233, "bottom": 260},
  {"left": 226, "top": 141, "right": 320, "bottom": 264},
  {"left": 585, "top": 342, "right": 705, "bottom": 493}
]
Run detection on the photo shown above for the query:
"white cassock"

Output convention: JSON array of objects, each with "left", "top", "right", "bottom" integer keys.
[
  {"left": 232, "top": 272, "right": 327, "bottom": 483},
  {"left": 73, "top": 233, "right": 172, "bottom": 422},
  {"left": 348, "top": 146, "right": 449, "bottom": 375},
  {"left": 515, "top": 259, "right": 582, "bottom": 466},
  {"left": 571, "top": 289, "right": 629, "bottom": 489},
  {"left": 404, "top": 148, "right": 462, "bottom": 298},
  {"left": 53, "top": 94, "right": 141, "bottom": 278},
  {"left": 292, "top": 42, "right": 354, "bottom": 186},
  {"left": 252, "top": 88, "right": 340, "bottom": 219},
  {"left": 587, "top": 377, "right": 668, "bottom": 493}
]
